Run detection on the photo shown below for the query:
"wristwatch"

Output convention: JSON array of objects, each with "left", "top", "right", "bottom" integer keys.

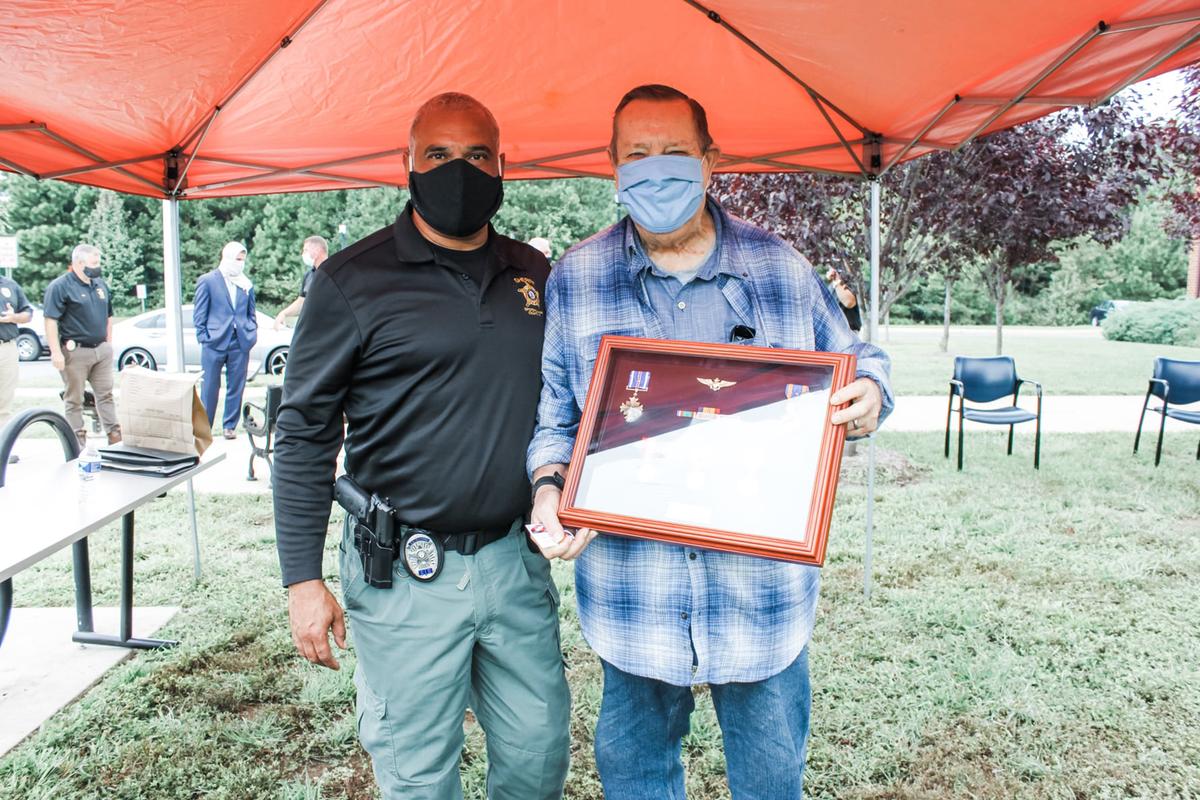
[{"left": 531, "top": 472, "right": 565, "bottom": 503}]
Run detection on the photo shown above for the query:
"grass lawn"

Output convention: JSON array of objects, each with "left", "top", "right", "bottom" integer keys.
[
  {"left": 883, "top": 325, "right": 1200, "bottom": 396},
  {"left": 1, "top": 432, "right": 1198, "bottom": 799}
]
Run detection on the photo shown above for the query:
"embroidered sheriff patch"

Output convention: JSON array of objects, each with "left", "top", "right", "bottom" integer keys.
[{"left": 513, "top": 277, "right": 543, "bottom": 316}]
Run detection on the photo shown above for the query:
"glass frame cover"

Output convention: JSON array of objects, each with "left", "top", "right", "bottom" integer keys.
[{"left": 559, "top": 335, "right": 857, "bottom": 566}]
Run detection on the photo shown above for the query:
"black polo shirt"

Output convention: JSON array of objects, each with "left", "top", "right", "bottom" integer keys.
[
  {"left": 273, "top": 204, "right": 551, "bottom": 586},
  {"left": 299, "top": 267, "right": 317, "bottom": 298},
  {"left": 0, "top": 274, "right": 33, "bottom": 343},
  {"left": 43, "top": 271, "right": 113, "bottom": 345}
]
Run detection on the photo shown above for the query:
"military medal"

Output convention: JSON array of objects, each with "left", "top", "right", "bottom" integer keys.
[
  {"left": 785, "top": 384, "right": 810, "bottom": 398},
  {"left": 401, "top": 530, "right": 443, "bottom": 582},
  {"left": 697, "top": 377, "right": 737, "bottom": 391},
  {"left": 620, "top": 369, "right": 651, "bottom": 423}
]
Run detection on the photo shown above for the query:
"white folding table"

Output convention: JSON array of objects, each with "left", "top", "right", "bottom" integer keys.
[{"left": 0, "top": 453, "right": 224, "bottom": 650}]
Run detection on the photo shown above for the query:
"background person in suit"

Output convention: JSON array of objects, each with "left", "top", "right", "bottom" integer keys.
[{"left": 193, "top": 241, "right": 258, "bottom": 439}]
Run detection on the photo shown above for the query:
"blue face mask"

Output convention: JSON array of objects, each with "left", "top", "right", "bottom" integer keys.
[{"left": 616, "top": 155, "right": 706, "bottom": 234}]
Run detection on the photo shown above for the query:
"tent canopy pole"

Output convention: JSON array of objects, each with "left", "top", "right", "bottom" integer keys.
[{"left": 161, "top": 198, "right": 184, "bottom": 373}]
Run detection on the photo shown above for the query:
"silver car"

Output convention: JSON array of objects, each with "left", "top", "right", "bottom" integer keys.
[{"left": 112, "top": 305, "right": 291, "bottom": 377}]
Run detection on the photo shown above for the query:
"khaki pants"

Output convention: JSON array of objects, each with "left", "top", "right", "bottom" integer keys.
[
  {"left": 0, "top": 339, "right": 16, "bottom": 429},
  {"left": 60, "top": 341, "right": 120, "bottom": 445}
]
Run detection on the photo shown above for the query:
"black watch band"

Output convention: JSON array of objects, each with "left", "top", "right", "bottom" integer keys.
[{"left": 531, "top": 472, "right": 565, "bottom": 502}]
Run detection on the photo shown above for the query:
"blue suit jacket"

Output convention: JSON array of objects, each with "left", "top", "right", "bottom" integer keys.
[{"left": 193, "top": 270, "right": 258, "bottom": 352}]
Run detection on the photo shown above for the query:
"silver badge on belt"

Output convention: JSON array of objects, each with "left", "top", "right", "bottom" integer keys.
[{"left": 402, "top": 531, "right": 443, "bottom": 582}]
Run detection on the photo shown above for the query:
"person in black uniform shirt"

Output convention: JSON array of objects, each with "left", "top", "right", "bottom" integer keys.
[
  {"left": 0, "top": 271, "right": 34, "bottom": 463},
  {"left": 273, "top": 235, "right": 329, "bottom": 330},
  {"left": 43, "top": 244, "right": 121, "bottom": 448},
  {"left": 273, "top": 93, "right": 570, "bottom": 800}
]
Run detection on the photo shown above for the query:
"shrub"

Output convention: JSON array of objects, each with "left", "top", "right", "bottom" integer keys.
[{"left": 1102, "top": 299, "right": 1200, "bottom": 346}]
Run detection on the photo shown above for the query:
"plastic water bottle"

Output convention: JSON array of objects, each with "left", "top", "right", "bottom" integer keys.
[{"left": 77, "top": 444, "right": 101, "bottom": 481}]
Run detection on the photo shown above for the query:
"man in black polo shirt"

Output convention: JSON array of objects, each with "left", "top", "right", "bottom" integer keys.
[
  {"left": 43, "top": 244, "right": 121, "bottom": 448},
  {"left": 273, "top": 235, "right": 328, "bottom": 330},
  {"left": 0, "top": 271, "right": 34, "bottom": 462},
  {"left": 273, "top": 93, "right": 569, "bottom": 800}
]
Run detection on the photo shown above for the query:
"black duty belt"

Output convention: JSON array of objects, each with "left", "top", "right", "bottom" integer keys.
[
  {"left": 354, "top": 523, "right": 509, "bottom": 557},
  {"left": 63, "top": 339, "right": 104, "bottom": 349}
]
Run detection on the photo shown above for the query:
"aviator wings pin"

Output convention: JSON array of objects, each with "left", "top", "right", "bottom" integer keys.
[{"left": 697, "top": 377, "right": 737, "bottom": 391}]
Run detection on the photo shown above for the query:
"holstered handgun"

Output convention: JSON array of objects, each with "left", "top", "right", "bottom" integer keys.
[{"left": 334, "top": 475, "right": 396, "bottom": 589}]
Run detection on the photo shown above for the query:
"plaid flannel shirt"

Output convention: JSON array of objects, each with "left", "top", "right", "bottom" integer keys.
[{"left": 528, "top": 199, "right": 893, "bottom": 686}]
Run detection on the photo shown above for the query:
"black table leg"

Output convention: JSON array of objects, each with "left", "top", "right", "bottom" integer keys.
[
  {"left": 71, "top": 511, "right": 177, "bottom": 650},
  {"left": 0, "top": 578, "right": 11, "bottom": 649},
  {"left": 73, "top": 538, "right": 94, "bottom": 633}
]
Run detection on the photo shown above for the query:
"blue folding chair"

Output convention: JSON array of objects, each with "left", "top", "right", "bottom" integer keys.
[
  {"left": 945, "top": 356, "right": 1042, "bottom": 471},
  {"left": 1134, "top": 357, "right": 1200, "bottom": 466}
]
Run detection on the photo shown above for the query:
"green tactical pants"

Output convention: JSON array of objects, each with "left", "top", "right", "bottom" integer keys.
[{"left": 339, "top": 517, "right": 571, "bottom": 799}]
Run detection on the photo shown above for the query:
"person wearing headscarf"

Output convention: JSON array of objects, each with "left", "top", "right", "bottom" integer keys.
[{"left": 192, "top": 241, "right": 258, "bottom": 439}]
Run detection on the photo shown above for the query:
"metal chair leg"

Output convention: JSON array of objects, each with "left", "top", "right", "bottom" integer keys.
[
  {"left": 1007, "top": 424, "right": 1014, "bottom": 455},
  {"left": 1154, "top": 407, "right": 1168, "bottom": 467},
  {"left": 1133, "top": 390, "right": 1150, "bottom": 453},
  {"left": 944, "top": 394, "right": 953, "bottom": 458},
  {"left": 957, "top": 405, "right": 965, "bottom": 471},
  {"left": 246, "top": 432, "right": 258, "bottom": 481},
  {"left": 1034, "top": 411, "right": 1042, "bottom": 470}
]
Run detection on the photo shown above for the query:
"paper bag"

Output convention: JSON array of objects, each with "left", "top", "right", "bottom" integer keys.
[{"left": 118, "top": 367, "right": 213, "bottom": 456}]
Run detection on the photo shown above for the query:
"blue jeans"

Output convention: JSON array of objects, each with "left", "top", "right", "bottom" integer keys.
[{"left": 595, "top": 648, "right": 811, "bottom": 800}]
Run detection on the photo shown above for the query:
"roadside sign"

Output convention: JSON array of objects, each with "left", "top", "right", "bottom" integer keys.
[{"left": 135, "top": 284, "right": 147, "bottom": 299}]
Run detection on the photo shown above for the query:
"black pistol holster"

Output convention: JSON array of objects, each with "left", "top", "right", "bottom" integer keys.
[{"left": 334, "top": 475, "right": 398, "bottom": 589}]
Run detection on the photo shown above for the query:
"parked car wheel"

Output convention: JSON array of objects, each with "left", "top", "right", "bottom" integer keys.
[
  {"left": 118, "top": 347, "right": 158, "bottom": 371},
  {"left": 266, "top": 347, "right": 288, "bottom": 376},
  {"left": 1091, "top": 315, "right": 1100, "bottom": 326},
  {"left": 15, "top": 332, "right": 41, "bottom": 361}
]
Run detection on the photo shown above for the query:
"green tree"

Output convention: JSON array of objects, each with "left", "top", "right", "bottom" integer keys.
[
  {"left": 250, "top": 190, "right": 350, "bottom": 309},
  {"left": 2, "top": 176, "right": 98, "bottom": 301},
  {"left": 341, "top": 187, "right": 408, "bottom": 243},
  {"left": 86, "top": 191, "right": 143, "bottom": 313},
  {"left": 493, "top": 179, "right": 615, "bottom": 259}
]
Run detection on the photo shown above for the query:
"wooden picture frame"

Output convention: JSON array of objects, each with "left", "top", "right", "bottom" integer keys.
[{"left": 558, "top": 335, "right": 856, "bottom": 566}]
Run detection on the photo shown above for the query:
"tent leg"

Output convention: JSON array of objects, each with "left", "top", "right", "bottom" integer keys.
[
  {"left": 864, "top": 434, "right": 876, "bottom": 600},
  {"left": 162, "top": 198, "right": 185, "bottom": 373},
  {"left": 187, "top": 478, "right": 202, "bottom": 582},
  {"left": 863, "top": 179, "right": 881, "bottom": 599},
  {"left": 163, "top": 199, "right": 199, "bottom": 579}
]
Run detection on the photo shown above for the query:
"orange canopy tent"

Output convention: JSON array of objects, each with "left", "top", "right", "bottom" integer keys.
[
  {"left": 3, "top": 1, "right": 1197, "bottom": 338},
  {"left": 1, "top": 1, "right": 1198, "bottom": 198},
  {"left": 0, "top": 1, "right": 1196, "bottom": 602}
]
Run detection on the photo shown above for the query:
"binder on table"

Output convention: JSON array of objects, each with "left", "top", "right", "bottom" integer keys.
[{"left": 98, "top": 443, "right": 199, "bottom": 477}]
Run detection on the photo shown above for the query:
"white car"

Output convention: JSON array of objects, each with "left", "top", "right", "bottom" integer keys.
[
  {"left": 15, "top": 304, "right": 50, "bottom": 362},
  {"left": 112, "top": 305, "right": 291, "bottom": 377}
]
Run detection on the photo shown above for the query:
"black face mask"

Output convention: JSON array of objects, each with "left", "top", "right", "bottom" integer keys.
[
  {"left": 408, "top": 158, "right": 504, "bottom": 238},
  {"left": 83, "top": 267, "right": 102, "bottom": 279}
]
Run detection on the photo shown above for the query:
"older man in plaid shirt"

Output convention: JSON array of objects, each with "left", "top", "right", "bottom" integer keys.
[{"left": 527, "top": 84, "right": 893, "bottom": 800}]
